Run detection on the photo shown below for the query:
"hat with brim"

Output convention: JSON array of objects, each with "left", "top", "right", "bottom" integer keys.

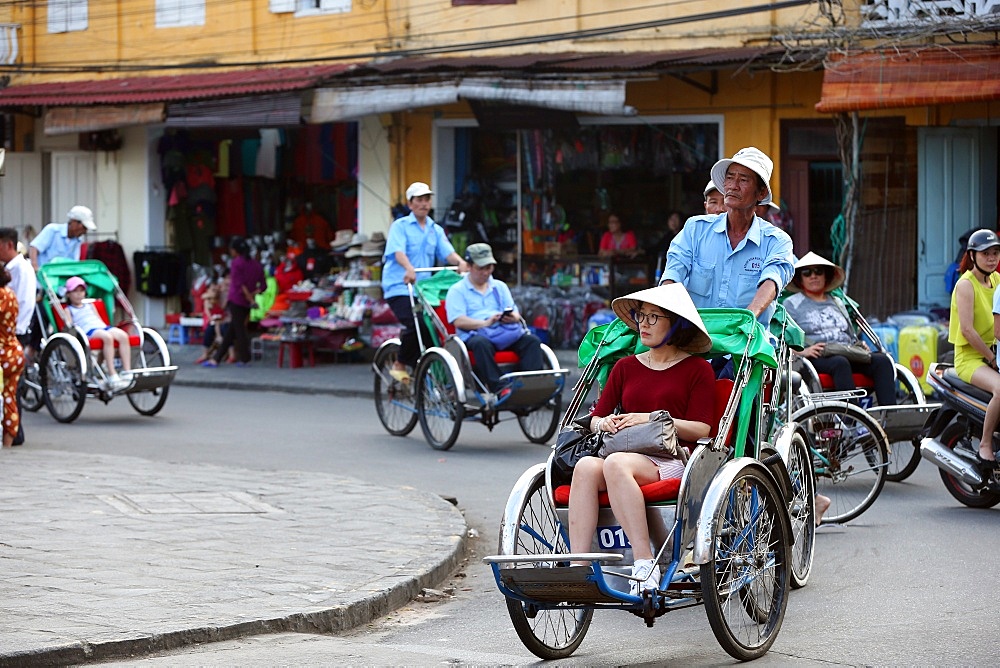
[
  {"left": 711, "top": 147, "right": 773, "bottom": 206},
  {"left": 331, "top": 229, "right": 354, "bottom": 251},
  {"left": 611, "top": 283, "right": 712, "bottom": 354},
  {"left": 361, "top": 240, "right": 386, "bottom": 258},
  {"left": 703, "top": 180, "right": 720, "bottom": 197},
  {"left": 785, "top": 251, "right": 846, "bottom": 293},
  {"left": 67, "top": 204, "right": 97, "bottom": 231},
  {"left": 344, "top": 232, "right": 367, "bottom": 259}
]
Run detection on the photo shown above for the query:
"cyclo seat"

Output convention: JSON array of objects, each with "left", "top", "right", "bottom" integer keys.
[
  {"left": 51, "top": 298, "right": 141, "bottom": 350},
  {"left": 433, "top": 302, "right": 520, "bottom": 365},
  {"left": 552, "top": 378, "right": 735, "bottom": 507}
]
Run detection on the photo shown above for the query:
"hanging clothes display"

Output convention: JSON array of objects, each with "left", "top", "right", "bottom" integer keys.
[{"left": 87, "top": 240, "right": 132, "bottom": 294}]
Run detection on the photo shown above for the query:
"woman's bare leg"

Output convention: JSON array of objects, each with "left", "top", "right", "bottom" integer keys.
[
  {"left": 568, "top": 456, "right": 606, "bottom": 564},
  {"left": 970, "top": 366, "right": 1000, "bottom": 460},
  {"left": 603, "top": 453, "right": 661, "bottom": 561}
]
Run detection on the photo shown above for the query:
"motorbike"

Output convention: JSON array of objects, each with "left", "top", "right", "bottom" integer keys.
[{"left": 919, "top": 362, "right": 1000, "bottom": 508}]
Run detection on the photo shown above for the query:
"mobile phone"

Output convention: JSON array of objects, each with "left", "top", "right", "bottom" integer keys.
[{"left": 503, "top": 307, "right": 514, "bottom": 316}]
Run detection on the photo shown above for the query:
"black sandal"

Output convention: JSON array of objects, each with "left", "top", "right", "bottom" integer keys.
[{"left": 975, "top": 452, "right": 998, "bottom": 473}]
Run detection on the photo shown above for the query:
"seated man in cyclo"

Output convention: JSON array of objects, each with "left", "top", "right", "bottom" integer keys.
[
  {"left": 62, "top": 275, "right": 132, "bottom": 391},
  {"left": 444, "top": 243, "right": 543, "bottom": 399}
]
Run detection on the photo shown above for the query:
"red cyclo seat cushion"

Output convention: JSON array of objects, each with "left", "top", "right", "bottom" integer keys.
[
  {"left": 818, "top": 372, "right": 874, "bottom": 389},
  {"left": 553, "top": 477, "right": 682, "bottom": 507},
  {"left": 52, "top": 299, "right": 140, "bottom": 349}
]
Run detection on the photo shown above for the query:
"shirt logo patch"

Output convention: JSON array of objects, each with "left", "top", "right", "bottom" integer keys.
[{"left": 744, "top": 257, "right": 763, "bottom": 273}]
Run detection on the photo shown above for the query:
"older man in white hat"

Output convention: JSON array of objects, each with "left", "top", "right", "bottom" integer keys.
[
  {"left": 381, "top": 182, "right": 469, "bottom": 381},
  {"left": 661, "top": 147, "right": 793, "bottom": 326},
  {"left": 29, "top": 204, "right": 96, "bottom": 270}
]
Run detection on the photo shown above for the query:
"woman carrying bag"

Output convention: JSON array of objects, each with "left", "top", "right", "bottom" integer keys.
[
  {"left": 567, "top": 283, "right": 715, "bottom": 596},
  {"left": 783, "top": 252, "right": 897, "bottom": 408}
]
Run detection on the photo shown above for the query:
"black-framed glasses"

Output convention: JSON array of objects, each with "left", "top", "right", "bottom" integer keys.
[
  {"left": 633, "top": 311, "right": 665, "bottom": 326},
  {"left": 799, "top": 267, "right": 825, "bottom": 278}
]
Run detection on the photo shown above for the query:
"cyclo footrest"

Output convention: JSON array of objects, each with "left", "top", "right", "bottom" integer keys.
[{"left": 500, "top": 568, "right": 624, "bottom": 604}]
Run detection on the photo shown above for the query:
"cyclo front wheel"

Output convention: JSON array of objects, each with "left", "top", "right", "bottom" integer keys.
[
  {"left": 785, "top": 432, "right": 815, "bottom": 589},
  {"left": 41, "top": 338, "right": 86, "bottom": 424},
  {"left": 701, "top": 465, "right": 791, "bottom": 661},
  {"left": 415, "top": 349, "right": 464, "bottom": 451},
  {"left": 372, "top": 341, "right": 418, "bottom": 436},
  {"left": 500, "top": 469, "right": 592, "bottom": 660},
  {"left": 127, "top": 332, "right": 170, "bottom": 417},
  {"left": 793, "top": 401, "right": 888, "bottom": 524},
  {"left": 884, "top": 367, "right": 923, "bottom": 482}
]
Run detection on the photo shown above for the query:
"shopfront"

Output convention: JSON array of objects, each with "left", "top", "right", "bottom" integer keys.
[{"left": 433, "top": 114, "right": 722, "bottom": 295}]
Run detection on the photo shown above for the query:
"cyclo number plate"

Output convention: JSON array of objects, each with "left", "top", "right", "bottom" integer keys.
[{"left": 597, "top": 526, "right": 631, "bottom": 549}]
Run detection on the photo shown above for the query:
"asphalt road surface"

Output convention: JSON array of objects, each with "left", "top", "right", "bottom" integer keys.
[{"left": 21, "top": 386, "right": 1000, "bottom": 666}]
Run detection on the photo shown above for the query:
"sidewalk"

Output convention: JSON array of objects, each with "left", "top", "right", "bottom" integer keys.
[
  {"left": 167, "top": 339, "right": 583, "bottom": 397},
  {"left": 0, "top": 449, "right": 467, "bottom": 665}
]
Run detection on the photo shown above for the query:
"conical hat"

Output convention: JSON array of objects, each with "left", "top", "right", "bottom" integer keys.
[
  {"left": 785, "top": 251, "right": 846, "bottom": 293},
  {"left": 611, "top": 283, "right": 712, "bottom": 353}
]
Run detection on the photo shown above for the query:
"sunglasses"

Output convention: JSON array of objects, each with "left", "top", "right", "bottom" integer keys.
[
  {"left": 633, "top": 311, "right": 668, "bottom": 326},
  {"left": 799, "top": 267, "right": 826, "bottom": 278}
]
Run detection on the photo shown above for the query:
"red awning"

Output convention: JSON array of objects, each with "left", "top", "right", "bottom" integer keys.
[
  {"left": 0, "top": 64, "right": 353, "bottom": 107},
  {"left": 816, "top": 48, "right": 1000, "bottom": 113}
]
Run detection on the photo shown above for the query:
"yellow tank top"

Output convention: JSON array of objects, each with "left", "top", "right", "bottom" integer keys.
[{"left": 949, "top": 270, "right": 999, "bottom": 381}]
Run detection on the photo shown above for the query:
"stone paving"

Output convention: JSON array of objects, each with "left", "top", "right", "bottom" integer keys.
[{"left": 0, "top": 449, "right": 467, "bottom": 665}]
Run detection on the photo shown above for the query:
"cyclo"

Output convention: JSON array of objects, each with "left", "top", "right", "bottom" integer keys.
[
  {"left": 371, "top": 268, "right": 567, "bottom": 450},
  {"left": 18, "top": 259, "right": 177, "bottom": 423},
  {"left": 790, "top": 288, "right": 938, "bottom": 483},
  {"left": 484, "top": 308, "right": 800, "bottom": 661}
]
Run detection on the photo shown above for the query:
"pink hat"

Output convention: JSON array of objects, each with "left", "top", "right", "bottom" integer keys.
[{"left": 65, "top": 276, "right": 87, "bottom": 292}]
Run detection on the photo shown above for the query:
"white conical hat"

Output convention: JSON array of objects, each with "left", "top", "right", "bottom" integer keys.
[
  {"left": 785, "top": 251, "right": 846, "bottom": 293},
  {"left": 611, "top": 283, "right": 712, "bottom": 353}
]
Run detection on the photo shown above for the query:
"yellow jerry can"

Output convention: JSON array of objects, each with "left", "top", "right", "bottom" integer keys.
[{"left": 898, "top": 324, "right": 938, "bottom": 395}]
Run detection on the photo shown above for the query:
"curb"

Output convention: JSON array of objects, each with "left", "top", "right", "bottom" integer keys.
[{"left": 0, "top": 501, "right": 469, "bottom": 667}]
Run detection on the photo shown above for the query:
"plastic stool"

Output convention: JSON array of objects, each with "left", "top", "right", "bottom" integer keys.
[
  {"left": 166, "top": 323, "right": 186, "bottom": 345},
  {"left": 250, "top": 337, "right": 264, "bottom": 362},
  {"left": 278, "top": 338, "right": 315, "bottom": 368}
]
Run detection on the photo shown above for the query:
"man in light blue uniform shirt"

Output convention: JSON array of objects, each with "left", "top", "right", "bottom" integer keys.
[
  {"left": 445, "top": 243, "right": 542, "bottom": 394},
  {"left": 29, "top": 205, "right": 96, "bottom": 270},
  {"left": 382, "top": 182, "right": 468, "bottom": 381},
  {"left": 661, "top": 147, "right": 793, "bottom": 326}
]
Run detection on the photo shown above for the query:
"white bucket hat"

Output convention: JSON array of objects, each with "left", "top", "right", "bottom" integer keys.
[
  {"left": 611, "top": 283, "right": 712, "bottom": 354},
  {"left": 711, "top": 147, "right": 773, "bottom": 205},
  {"left": 67, "top": 204, "right": 96, "bottom": 231},
  {"left": 703, "top": 180, "right": 720, "bottom": 197},
  {"left": 786, "top": 251, "right": 846, "bottom": 293}
]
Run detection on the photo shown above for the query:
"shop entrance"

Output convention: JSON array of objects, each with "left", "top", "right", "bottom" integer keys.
[{"left": 434, "top": 115, "right": 722, "bottom": 294}]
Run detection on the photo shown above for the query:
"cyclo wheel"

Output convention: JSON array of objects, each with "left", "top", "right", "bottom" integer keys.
[
  {"left": 18, "top": 362, "right": 43, "bottom": 413},
  {"left": 517, "top": 391, "right": 562, "bottom": 444},
  {"left": 884, "top": 367, "right": 923, "bottom": 482},
  {"left": 701, "top": 466, "right": 791, "bottom": 661},
  {"left": 937, "top": 423, "right": 1000, "bottom": 508},
  {"left": 785, "top": 432, "right": 815, "bottom": 589},
  {"left": 500, "top": 469, "right": 592, "bottom": 660},
  {"left": 793, "top": 401, "right": 888, "bottom": 524},
  {"left": 372, "top": 341, "right": 418, "bottom": 436},
  {"left": 415, "top": 349, "right": 464, "bottom": 451},
  {"left": 127, "top": 332, "right": 170, "bottom": 417},
  {"left": 41, "top": 338, "right": 87, "bottom": 424}
]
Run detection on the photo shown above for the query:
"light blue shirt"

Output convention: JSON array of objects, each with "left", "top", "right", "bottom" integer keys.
[
  {"left": 30, "top": 223, "right": 83, "bottom": 267},
  {"left": 663, "top": 212, "right": 794, "bottom": 324},
  {"left": 381, "top": 213, "right": 457, "bottom": 299},
  {"left": 445, "top": 275, "right": 515, "bottom": 343}
]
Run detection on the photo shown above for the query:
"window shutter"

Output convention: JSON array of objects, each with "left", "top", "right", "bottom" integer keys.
[
  {"left": 318, "top": 0, "right": 351, "bottom": 11},
  {"left": 48, "top": 0, "right": 69, "bottom": 33},
  {"left": 67, "top": 0, "right": 88, "bottom": 32},
  {"left": 269, "top": 0, "right": 296, "bottom": 13}
]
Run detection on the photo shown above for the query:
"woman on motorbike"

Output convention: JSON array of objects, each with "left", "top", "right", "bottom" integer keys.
[
  {"left": 567, "top": 283, "right": 716, "bottom": 595},
  {"left": 949, "top": 229, "right": 1000, "bottom": 473}
]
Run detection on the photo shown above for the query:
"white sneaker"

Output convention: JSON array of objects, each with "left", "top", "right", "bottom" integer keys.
[{"left": 629, "top": 559, "right": 660, "bottom": 596}]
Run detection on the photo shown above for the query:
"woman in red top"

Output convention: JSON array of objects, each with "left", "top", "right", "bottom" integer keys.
[
  {"left": 598, "top": 212, "right": 638, "bottom": 258},
  {"left": 568, "top": 283, "right": 715, "bottom": 596}
]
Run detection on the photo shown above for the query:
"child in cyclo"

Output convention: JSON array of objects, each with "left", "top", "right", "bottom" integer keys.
[{"left": 63, "top": 275, "right": 132, "bottom": 390}]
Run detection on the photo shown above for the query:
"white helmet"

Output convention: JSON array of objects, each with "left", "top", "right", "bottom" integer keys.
[{"left": 67, "top": 205, "right": 96, "bottom": 231}]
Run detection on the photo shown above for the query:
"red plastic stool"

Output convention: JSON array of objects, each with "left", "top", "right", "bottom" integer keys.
[{"left": 278, "top": 338, "right": 316, "bottom": 368}]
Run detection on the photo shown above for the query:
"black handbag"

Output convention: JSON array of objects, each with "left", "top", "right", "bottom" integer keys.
[
  {"left": 821, "top": 342, "right": 872, "bottom": 364},
  {"left": 551, "top": 427, "right": 604, "bottom": 487}
]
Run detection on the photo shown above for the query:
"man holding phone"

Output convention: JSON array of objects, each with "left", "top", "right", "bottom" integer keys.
[{"left": 445, "top": 243, "right": 543, "bottom": 397}]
